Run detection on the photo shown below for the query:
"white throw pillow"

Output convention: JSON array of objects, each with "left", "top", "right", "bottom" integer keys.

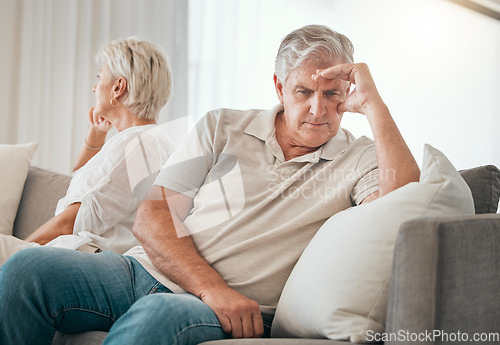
[
  {"left": 0, "top": 142, "right": 38, "bottom": 235},
  {"left": 271, "top": 144, "right": 475, "bottom": 342}
]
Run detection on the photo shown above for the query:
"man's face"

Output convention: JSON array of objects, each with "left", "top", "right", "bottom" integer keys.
[{"left": 274, "top": 60, "right": 350, "bottom": 149}]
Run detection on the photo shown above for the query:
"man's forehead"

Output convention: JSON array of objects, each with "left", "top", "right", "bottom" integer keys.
[
  {"left": 288, "top": 67, "right": 346, "bottom": 89},
  {"left": 286, "top": 59, "right": 347, "bottom": 87}
]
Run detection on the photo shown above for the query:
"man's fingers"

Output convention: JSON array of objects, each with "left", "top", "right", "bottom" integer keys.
[
  {"left": 313, "top": 63, "right": 357, "bottom": 83},
  {"left": 200, "top": 287, "right": 263, "bottom": 339},
  {"left": 235, "top": 311, "right": 263, "bottom": 338},
  {"left": 229, "top": 314, "right": 243, "bottom": 338},
  {"left": 240, "top": 312, "right": 257, "bottom": 338},
  {"left": 217, "top": 308, "right": 263, "bottom": 339},
  {"left": 252, "top": 312, "right": 264, "bottom": 338},
  {"left": 216, "top": 313, "right": 233, "bottom": 335}
]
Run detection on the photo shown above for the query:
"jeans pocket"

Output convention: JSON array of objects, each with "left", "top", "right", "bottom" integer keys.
[{"left": 149, "top": 282, "right": 172, "bottom": 294}]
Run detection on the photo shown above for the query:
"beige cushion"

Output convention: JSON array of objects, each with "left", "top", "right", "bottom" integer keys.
[
  {"left": 0, "top": 142, "right": 38, "bottom": 235},
  {"left": 13, "top": 167, "right": 71, "bottom": 240},
  {"left": 271, "top": 144, "right": 475, "bottom": 342}
]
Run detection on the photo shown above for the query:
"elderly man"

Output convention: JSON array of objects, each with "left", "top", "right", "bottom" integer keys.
[{"left": 0, "top": 25, "right": 419, "bottom": 345}]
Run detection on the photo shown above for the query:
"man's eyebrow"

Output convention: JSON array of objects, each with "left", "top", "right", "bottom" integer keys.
[
  {"left": 295, "top": 85, "right": 313, "bottom": 91},
  {"left": 296, "top": 85, "right": 343, "bottom": 93}
]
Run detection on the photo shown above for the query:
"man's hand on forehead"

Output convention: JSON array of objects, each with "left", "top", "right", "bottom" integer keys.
[{"left": 311, "top": 63, "right": 384, "bottom": 115}]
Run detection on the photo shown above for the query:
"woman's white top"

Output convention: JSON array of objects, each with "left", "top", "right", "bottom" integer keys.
[{"left": 49, "top": 124, "right": 175, "bottom": 253}]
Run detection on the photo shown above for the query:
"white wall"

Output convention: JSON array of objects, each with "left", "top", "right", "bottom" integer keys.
[
  {"left": 188, "top": 0, "right": 500, "bottom": 171},
  {"left": 0, "top": 0, "right": 21, "bottom": 144},
  {"left": 0, "top": 0, "right": 188, "bottom": 175},
  {"left": 1, "top": 0, "right": 498, "bottom": 175}
]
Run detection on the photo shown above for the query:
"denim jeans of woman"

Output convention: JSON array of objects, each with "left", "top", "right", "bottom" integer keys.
[{"left": 0, "top": 247, "right": 235, "bottom": 345}]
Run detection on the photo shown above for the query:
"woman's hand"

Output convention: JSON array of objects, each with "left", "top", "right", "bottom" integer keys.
[
  {"left": 72, "top": 108, "right": 110, "bottom": 171},
  {"left": 88, "top": 107, "right": 113, "bottom": 133}
]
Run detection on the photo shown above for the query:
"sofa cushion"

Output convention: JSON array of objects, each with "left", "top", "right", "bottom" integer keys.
[
  {"left": 0, "top": 142, "right": 38, "bottom": 236},
  {"left": 13, "top": 167, "right": 71, "bottom": 240},
  {"left": 271, "top": 144, "right": 475, "bottom": 342},
  {"left": 200, "top": 340, "right": 353, "bottom": 345},
  {"left": 459, "top": 165, "right": 500, "bottom": 214},
  {"left": 52, "top": 333, "right": 352, "bottom": 345}
]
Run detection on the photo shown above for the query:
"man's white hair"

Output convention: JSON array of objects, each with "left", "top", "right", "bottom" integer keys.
[
  {"left": 95, "top": 37, "right": 172, "bottom": 121},
  {"left": 275, "top": 25, "right": 354, "bottom": 82}
]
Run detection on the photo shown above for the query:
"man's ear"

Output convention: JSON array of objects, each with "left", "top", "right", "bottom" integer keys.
[
  {"left": 274, "top": 74, "right": 284, "bottom": 104},
  {"left": 113, "top": 77, "right": 127, "bottom": 99}
]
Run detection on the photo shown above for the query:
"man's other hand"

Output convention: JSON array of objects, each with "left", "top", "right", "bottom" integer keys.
[{"left": 200, "top": 286, "right": 264, "bottom": 339}]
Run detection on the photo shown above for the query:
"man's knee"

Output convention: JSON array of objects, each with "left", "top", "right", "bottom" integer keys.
[
  {"left": 138, "top": 293, "right": 218, "bottom": 320},
  {"left": 107, "top": 293, "right": 228, "bottom": 345}
]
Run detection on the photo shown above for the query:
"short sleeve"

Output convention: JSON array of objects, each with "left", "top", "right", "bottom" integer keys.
[
  {"left": 350, "top": 142, "right": 379, "bottom": 205},
  {"left": 351, "top": 168, "right": 379, "bottom": 204},
  {"left": 154, "top": 112, "right": 218, "bottom": 198}
]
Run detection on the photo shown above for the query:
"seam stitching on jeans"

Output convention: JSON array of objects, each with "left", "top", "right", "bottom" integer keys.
[
  {"left": 51, "top": 307, "right": 117, "bottom": 323},
  {"left": 147, "top": 282, "right": 162, "bottom": 294}
]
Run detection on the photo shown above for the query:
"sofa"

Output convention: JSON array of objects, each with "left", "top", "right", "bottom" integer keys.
[{"left": 11, "top": 165, "right": 500, "bottom": 345}]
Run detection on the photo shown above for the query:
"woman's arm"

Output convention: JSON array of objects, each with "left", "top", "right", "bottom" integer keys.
[
  {"left": 73, "top": 107, "right": 112, "bottom": 172},
  {"left": 25, "top": 203, "right": 81, "bottom": 245}
]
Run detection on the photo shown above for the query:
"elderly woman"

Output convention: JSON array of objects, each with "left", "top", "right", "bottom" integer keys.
[{"left": 0, "top": 37, "right": 175, "bottom": 264}]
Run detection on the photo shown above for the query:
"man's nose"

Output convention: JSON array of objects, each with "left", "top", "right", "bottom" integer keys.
[
  {"left": 310, "top": 94, "right": 326, "bottom": 117},
  {"left": 92, "top": 85, "right": 96, "bottom": 93}
]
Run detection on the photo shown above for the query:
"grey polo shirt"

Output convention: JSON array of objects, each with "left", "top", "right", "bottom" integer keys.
[{"left": 128, "top": 104, "right": 379, "bottom": 315}]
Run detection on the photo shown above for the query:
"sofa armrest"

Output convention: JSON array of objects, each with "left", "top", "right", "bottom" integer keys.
[{"left": 386, "top": 214, "right": 500, "bottom": 345}]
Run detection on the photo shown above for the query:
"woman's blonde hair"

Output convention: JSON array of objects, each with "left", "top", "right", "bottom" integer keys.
[{"left": 96, "top": 37, "right": 172, "bottom": 121}]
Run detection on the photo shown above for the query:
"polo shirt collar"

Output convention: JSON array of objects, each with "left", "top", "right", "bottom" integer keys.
[
  {"left": 244, "top": 104, "right": 282, "bottom": 142},
  {"left": 319, "top": 128, "right": 349, "bottom": 161},
  {"left": 244, "top": 104, "right": 350, "bottom": 162}
]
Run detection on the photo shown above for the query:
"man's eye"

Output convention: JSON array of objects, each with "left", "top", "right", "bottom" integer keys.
[
  {"left": 298, "top": 90, "right": 310, "bottom": 94},
  {"left": 326, "top": 91, "right": 340, "bottom": 96}
]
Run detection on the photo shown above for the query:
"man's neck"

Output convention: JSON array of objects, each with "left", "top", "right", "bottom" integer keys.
[{"left": 275, "top": 113, "right": 321, "bottom": 161}]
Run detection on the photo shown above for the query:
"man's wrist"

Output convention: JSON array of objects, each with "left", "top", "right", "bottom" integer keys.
[
  {"left": 196, "top": 278, "right": 231, "bottom": 299},
  {"left": 362, "top": 98, "right": 387, "bottom": 116}
]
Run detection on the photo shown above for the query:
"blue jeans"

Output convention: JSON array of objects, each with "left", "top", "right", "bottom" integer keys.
[{"left": 0, "top": 247, "right": 234, "bottom": 345}]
